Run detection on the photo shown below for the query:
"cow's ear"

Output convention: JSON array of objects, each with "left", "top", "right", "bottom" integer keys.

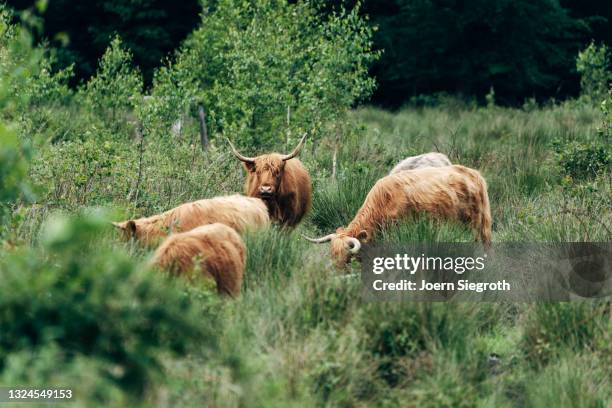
[
  {"left": 243, "top": 162, "right": 255, "bottom": 172},
  {"left": 126, "top": 220, "right": 137, "bottom": 237},
  {"left": 112, "top": 220, "right": 137, "bottom": 238},
  {"left": 357, "top": 230, "right": 370, "bottom": 242}
]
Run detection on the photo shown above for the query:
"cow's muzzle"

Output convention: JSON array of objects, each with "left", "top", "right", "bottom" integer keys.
[{"left": 259, "top": 186, "right": 275, "bottom": 199}]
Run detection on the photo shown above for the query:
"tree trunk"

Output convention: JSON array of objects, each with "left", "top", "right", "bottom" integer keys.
[{"left": 198, "top": 105, "right": 208, "bottom": 151}]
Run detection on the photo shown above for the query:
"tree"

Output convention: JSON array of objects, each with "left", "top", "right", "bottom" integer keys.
[{"left": 5, "top": 0, "right": 201, "bottom": 85}]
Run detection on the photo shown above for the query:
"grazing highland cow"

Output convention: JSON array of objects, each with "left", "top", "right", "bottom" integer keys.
[
  {"left": 389, "top": 152, "right": 451, "bottom": 175},
  {"left": 152, "top": 223, "right": 246, "bottom": 297},
  {"left": 113, "top": 194, "right": 269, "bottom": 247},
  {"left": 305, "top": 165, "right": 492, "bottom": 267},
  {"left": 227, "top": 134, "right": 312, "bottom": 228}
]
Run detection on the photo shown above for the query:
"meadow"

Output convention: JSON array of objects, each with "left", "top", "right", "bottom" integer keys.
[
  {"left": 4, "top": 101, "right": 610, "bottom": 406},
  {"left": 1, "top": 2, "right": 611, "bottom": 406}
]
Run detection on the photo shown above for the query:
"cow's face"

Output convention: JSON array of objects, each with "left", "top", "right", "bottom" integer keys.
[
  {"left": 304, "top": 228, "right": 368, "bottom": 268},
  {"left": 227, "top": 133, "right": 307, "bottom": 201},
  {"left": 243, "top": 154, "right": 286, "bottom": 200}
]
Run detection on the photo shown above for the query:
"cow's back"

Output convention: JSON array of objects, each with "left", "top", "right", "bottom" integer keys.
[
  {"left": 167, "top": 194, "right": 269, "bottom": 234},
  {"left": 152, "top": 223, "right": 246, "bottom": 296},
  {"left": 389, "top": 152, "right": 451, "bottom": 175}
]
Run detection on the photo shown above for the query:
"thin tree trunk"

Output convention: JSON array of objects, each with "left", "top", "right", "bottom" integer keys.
[
  {"left": 198, "top": 105, "right": 208, "bottom": 151},
  {"left": 129, "top": 124, "right": 145, "bottom": 205},
  {"left": 332, "top": 145, "right": 338, "bottom": 179},
  {"left": 286, "top": 105, "right": 291, "bottom": 148}
]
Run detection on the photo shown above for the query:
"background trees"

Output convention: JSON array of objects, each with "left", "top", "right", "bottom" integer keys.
[{"left": 5, "top": 0, "right": 610, "bottom": 106}]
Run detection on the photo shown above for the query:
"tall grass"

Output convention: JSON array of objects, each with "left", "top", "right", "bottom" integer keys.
[{"left": 9, "top": 102, "right": 611, "bottom": 405}]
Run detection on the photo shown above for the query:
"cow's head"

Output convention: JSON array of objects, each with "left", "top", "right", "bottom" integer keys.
[
  {"left": 227, "top": 134, "right": 307, "bottom": 201},
  {"left": 112, "top": 220, "right": 138, "bottom": 240},
  {"left": 303, "top": 228, "right": 369, "bottom": 268}
]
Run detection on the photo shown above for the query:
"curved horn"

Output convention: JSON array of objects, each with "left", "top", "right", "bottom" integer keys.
[
  {"left": 302, "top": 233, "right": 335, "bottom": 243},
  {"left": 346, "top": 237, "right": 361, "bottom": 254},
  {"left": 282, "top": 133, "right": 307, "bottom": 161},
  {"left": 226, "top": 137, "right": 256, "bottom": 163}
]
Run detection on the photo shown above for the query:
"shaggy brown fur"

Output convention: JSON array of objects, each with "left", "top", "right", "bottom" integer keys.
[
  {"left": 311, "top": 165, "right": 492, "bottom": 266},
  {"left": 152, "top": 223, "right": 246, "bottom": 297},
  {"left": 228, "top": 135, "right": 312, "bottom": 228},
  {"left": 113, "top": 194, "right": 269, "bottom": 247},
  {"left": 243, "top": 155, "right": 312, "bottom": 227}
]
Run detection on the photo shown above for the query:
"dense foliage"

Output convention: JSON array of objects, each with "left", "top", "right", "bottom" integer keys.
[
  {"left": 148, "top": 0, "right": 378, "bottom": 146},
  {"left": 0, "top": 2, "right": 610, "bottom": 405},
  {"left": 6, "top": 0, "right": 611, "bottom": 106},
  {"left": 5, "top": 0, "right": 200, "bottom": 84},
  {"left": 352, "top": 0, "right": 596, "bottom": 106}
]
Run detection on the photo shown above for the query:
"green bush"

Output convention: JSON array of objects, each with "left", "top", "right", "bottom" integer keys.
[
  {"left": 576, "top": 42, "right": 610, "bottom": 103},
  {"left": 360, "top": 303, "right": 486, "bottom": 385},
  {"left": 523, "top": 355, "right": 610, "bottom": 407},
  {"left": 81, "top": 36, "right": 143, "bottom": 136},
  {"left": 150, "top": 0, "right": 378, "bottom": 146},
  {"left": 0, "top": 211, "right": 217, "bottom": 397},
  {"left": 554, "top": 139, "right": 610, "bottom": 180},
  {"left": 521, "top": 303, "right": 610, "bottom": 366}
]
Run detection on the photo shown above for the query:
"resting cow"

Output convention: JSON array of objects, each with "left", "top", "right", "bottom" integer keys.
[
  {"left": 305, "top": 165, "right": 492, "bottom": 267},
  {"left": 227, "top": 134, "right": 312, "bottom": 228},
  {"left": 389, "top": 152, "right": 451, "bottom": 175},
  {"left": 113, "top": 194, "right": 269, "bottom": 247},
  {"left": 152, "top": 223, "right": 246, "bottom": 297}
]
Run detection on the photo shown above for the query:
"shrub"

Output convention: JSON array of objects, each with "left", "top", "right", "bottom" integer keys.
[
  {"left": 576, "top": 42, "right": 610, "bottom": 103},
  {"left": 553, "top": 139, "right": 610, "bottom": 180},
  {"left": 151, "top": 0, "right": 378, "bottom": 146},
  {"left": 523, "top": 355, "right": 610, "bottom": 407},
  {"left": 0, "top": 127, "right": 33, "bottom": 235},
  {"left": 81, "top": 36, "right": 143, "bottom": 135},
  {"left": 360, "top": 303, "right": 487, "bottom": 385},
  {"left": 521, "top": 303, "right": 609, "bottom": 366},
  {"left": 0, "top": 211, "right": 217, "bottom": 397}
]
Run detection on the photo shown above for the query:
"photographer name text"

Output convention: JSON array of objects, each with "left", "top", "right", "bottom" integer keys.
[{"left": 372, "top": 279, "right": 511, "bottom": 292}]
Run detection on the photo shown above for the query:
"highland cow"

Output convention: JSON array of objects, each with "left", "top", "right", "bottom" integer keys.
[
  {"left": 304, "top": 165, "right": 492, "bottom": 267},
  {"left": 389, "top": 152, "right": 451, "bottom": 175},
  {"left": 227, "top": 134, "right": 312, "bottom": 228},
  {"left": 152, "top": 223, "right": 246, "bottom": 297},
  {"left": 113, "top": 194, "right": 269, "bottom": 247}
]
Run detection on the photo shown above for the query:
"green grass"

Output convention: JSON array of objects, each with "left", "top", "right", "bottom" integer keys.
[{"left": 5, "top": 102, "right": 612, "bottom": 406}]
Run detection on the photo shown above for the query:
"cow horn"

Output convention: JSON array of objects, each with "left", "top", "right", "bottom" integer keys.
[
  {"left": 302, "top": 233, "right": 335, "bottom": 243},
  {"left": 346, "top": 237, "right": 361, "bottom": 254},
  {"left": 282, "top": 133, "right": 307, "bottom": 161},
  {"left": 226, "top": 137, "right": 256, "bottom": 163}
]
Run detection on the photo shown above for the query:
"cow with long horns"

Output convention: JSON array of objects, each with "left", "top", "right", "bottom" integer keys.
[
  {"left": 304, "top": 165, "right": 492, "bottom": 267},
  {"left": 227, "top": 134, "right": 312, "bottom": 228}
]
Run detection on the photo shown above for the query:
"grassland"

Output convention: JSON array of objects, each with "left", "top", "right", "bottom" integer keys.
[{"left": 7, "top": 101, "right": 608, "bottom": 406}]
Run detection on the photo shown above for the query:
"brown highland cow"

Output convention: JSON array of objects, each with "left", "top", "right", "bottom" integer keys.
[
  {"left": 227, "top": 134, "right": 312, "bottom": 228},
  {"left": 113, "top": 194, "right": 269, "bottom": 247},
  {"left": 152, "top": 223, "right": 246, "bottom": 297},
  {"left": 305, "top": 165, "right": 492, "bottom": 267}
]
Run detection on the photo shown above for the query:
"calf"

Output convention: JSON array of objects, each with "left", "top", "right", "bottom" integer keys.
[{"left": 152, "top": 223, "right": 246, "bottom": 297}]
